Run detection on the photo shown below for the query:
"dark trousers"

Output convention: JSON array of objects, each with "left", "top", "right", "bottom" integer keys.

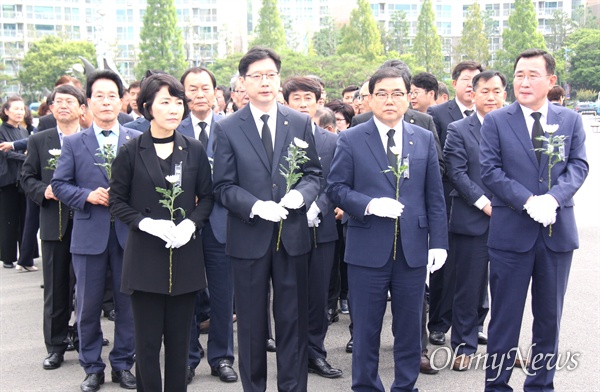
[
  {"left": 308, "top": 240, "right": 336, "bottom": 360},
  {"left": 232, "top": 231, "right": 309, "bottom": 392},
  {"left": 485, "top": 232, "right": 572, "bottom": 392},
  {"left": 0, "top": 184, "right": 25, "bottom": 263},
  {"left": 42, "top": 218, "right": 74, "bottom": 353},
  {"left": 348, "top": 247, "right": 425, "bottom": 392},
  {"left": 188, "top": 289, "right": 210, "bottom": 368},
  {"left": 17, "top": 197, "right": 39, "bottom": 267},
  {"left": 71, "top": 227, "right": 134, "bottom": 374},
  {"left": 450, "top": 231, "right": 489, "bottom": 355},
  {"left": 131, "top": 290, "right": 196, "bottom": 392},
  {"left": 328, "top": 220, "right": 348, "bottom": 311}
]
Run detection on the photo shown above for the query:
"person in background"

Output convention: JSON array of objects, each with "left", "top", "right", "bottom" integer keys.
[
  {"left": 437, "top": 82, "right": 450, "bottom": 104},
  {"left": 342, "top": 85, "right": 360, "bottom": 104},
  {"left": 230, "top": 73, "right": 249, "bottom": 112},
  {"left": 548, "top": 85, "right": 566, "bottom": 106},
  {"left": 325, "top": 99, "right": 354, "bottom": 132},
  {"left": 215, "top": 85, "right": 229, "bottom": 115},
  {"left": 314, "top": 106, "right": 337, "bottom": 133},
  {"left": 410, "top": 72, "right": 439, "bottom": 113}
]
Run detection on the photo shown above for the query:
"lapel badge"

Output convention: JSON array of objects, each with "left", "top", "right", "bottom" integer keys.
[
  {"left": 410, "top": 119, "right": 415, "bottom": 123},
  {"left": 284, "top": 121, "right": 288, "bottom": 126},
  {"left": 178, "top": 146, "right": 183, "bottom": 150},
  {"left": 409, "top": 140, "right": 414, "bottom": 145},
  {"left": 126, "top": 135, "right": 130, "bottom": 140}
]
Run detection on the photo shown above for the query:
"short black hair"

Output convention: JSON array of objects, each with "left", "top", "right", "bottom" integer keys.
[
  {"left": 85, "top": 69, "right": 125, "bottom": 99},
  {"left": 438, "top": 81, "right": 449, "bottom": 98},
  {"left": 378, "top": 59, "right": 412, "bottom": 80},
  {"left": 325, "top": 99, "right": 355, "bottom": 125},
  {"left": 180, "top": 67, "right": 217, "bottom": 89},
  {"left": 514, "top": 49, "right": 556, "bottom": 75},
  {"left": 315, "top": 107, "right": 336, "bottom": 130},
  {"left": 137, "top": 73, "right": 189, "bottom": 121},
  {"left": 0, "top": 96, "right": 23, "bottom": 123},
  {"left": 368, "top": 67, "right": 411, "bottom": 95},
  {"left": 472, "top": 70, "right": 507, "bottom": 91},
  {"left": 238, "top": 46, "right": 281, "bottom": 77},
  {"left": 282, "top": 76, "right": 322, "bottom": 103},
  {"left": 342, "top": 85, "right": 359, "bottom": 96},
  {"left": 216, "top": 85, "right": 230, "bottom": 102},
  {"left": 411, "top": 72, "right": 439, "bottom": 99},
  {"left": 48, "top": 84, "right": 86, "bottom": 106},
  {"left": 128, "top": 81, "right": 141, "bottom": 91},
  {"left": 451, "top": 60, "right": 484, "bottom": 81},
  {"left": 547, "top": 85, "right": 566, "bottom": 102}
]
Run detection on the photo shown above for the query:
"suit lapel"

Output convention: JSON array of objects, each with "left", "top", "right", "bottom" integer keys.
[
  {"left": 449, "top": 99, "right": 463, "bottom": 122},
  {"left": 238, "top": 105, "right": 271, "bottom": 172},
  {"left": 272, "top": 104, "right": 293, "bottom": 175},
  {"left": 139, "top": 132, "right": 167, "bottom": 189},
  {"left": 540, "top": 104, "right": 564, "bottom": 175},
  {"left": 170, "top": 132, "right": 189, "bottom": 183},
  {"left": 81, "top": 127, "right": 107, "bottom": 180},
  {"left": 469, "top": 115, "right": 481, "bottom": 143},
  {"left": 364, "top": 120, "right": 396, "bottom": 188},
  {"left": 399, "top": 122, "right": 415, "bottom": 190},
  {"left": 506, "top": 103, "right": 538, "bottom": 168}
]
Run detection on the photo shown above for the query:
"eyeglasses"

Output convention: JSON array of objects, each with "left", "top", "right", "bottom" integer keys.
[
  {"left": 372, "top": 91, "right": 407, "bottom": 102},
  {"left": 513, "top": 73, "right": 550, "bottom": 82},
  {"left": 358, "top": 94, "right": 370, "bottom": 101},
  {"left": 409, "top": 90, "right": 426, "bottom": 97},
  {"left": 52, "top": 99, "right": 79, "bottom": 107},
  {"left": 233, "top": 89, "right": 247, "bottom": 94},
  {"left": 92, "top": 93, "right": 120, "bottom": 102},
  {"left": 244, "top": 72, "right": 279, "bottom": 82}
]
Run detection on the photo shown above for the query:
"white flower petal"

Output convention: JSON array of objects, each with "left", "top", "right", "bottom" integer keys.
[
  {"left": 389, "top": 146, "right": 401, "bottom": 156},
  {"left": 48, "top": 149, "right": 62, "bottom": 156},
  {"left": 545, "top": 124, "right": 559, "bottom": 134},
  {"left": 165, "top": 174, "right": 180, "bottom": 184},
  {"left": 293, "top": 137, "right": 309, "bottom": 149}
]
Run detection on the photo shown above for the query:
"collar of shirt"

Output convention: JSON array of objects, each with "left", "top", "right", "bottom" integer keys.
[
  {"left": 56, "top": 124, "right": 80, "bottom": 147},
  {"left": 131, "top": 111, "right": 141, "bottom": 120},
  {"left": 190, "top": 112, "right": 213, "bottom": 140},
  {"left": 93, "top": 122, "right": 120, "bottom": 146},
  {"left": 311, "top": 121, "right": 316, "bottom": 135},
  {"left": 455, "top": 99, "right": 474, "bottom": 118},
  {"left": 249, "top": 102, "right": 278, "bottom": 147},
  {"left": 373, "top": 116, "right": 403, "bottom": 155},
  {"left": 520, "top": 101, "right": 549, "bottom": 138},
  {"left": 476, "top": 112, "right": 484, "bottom": 127}
]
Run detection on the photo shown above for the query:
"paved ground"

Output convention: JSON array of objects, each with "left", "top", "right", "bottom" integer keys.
[{"left": 1, "top": 116, "right": 599, "bottom": 391}]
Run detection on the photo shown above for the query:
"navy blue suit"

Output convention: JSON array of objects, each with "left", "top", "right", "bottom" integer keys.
[
  {"left": 307, "top": 125, "right": 338, "bottom": 362},
  {"left": 52, "top": 125, "right": 141, "bottom": 374},
  {"left": 123, "top": 116, "right": 150, "bottom": 132},
  {"left": 480, "top": 102, "right": 588, "bottom": 391},
  {"left": 443, "top": 114, "right": 491, "bottom": 356},
  {"left": 327, "top": 118, "right": 447, "bottom": 391}
]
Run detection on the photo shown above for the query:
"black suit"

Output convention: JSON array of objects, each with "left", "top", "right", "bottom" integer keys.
[
  {"left": 213, "top": 103, "right": 322, "bottom": 391},
  {"left": 109, "top": 130, "right": 214, "bottom": 391},
  {"left": 20, "top": 128, "right": 74, "bottom": 354}
]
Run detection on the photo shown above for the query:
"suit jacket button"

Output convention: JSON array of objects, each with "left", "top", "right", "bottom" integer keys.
[
  {"left": 272, "top": 184, "right": 277, "bottom": 188},
  {"left": 145, "top": 208, "right": 151, "bottom": 213},
  {"left": 539, "top": 178, "right": 544, "bottom": 183}
]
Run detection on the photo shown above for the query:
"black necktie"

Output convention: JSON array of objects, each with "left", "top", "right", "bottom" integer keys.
[
  {"left": 101, "top": 130, "right": 111, "bottom": 137},
  {"left": 198, "top": 121, "right": 208, "bottom": 147},
  {"left": 464, "top": 109, "right": 474, "bottom": 117},
  {"left": 531, "top": 112, "right": 544, "bottom": 162},
  {"left": 386, "top": 129, "right": 397, "bottom": 168},
  {"left": 260, "top": 114, "right": 273, "bottom": 165}
]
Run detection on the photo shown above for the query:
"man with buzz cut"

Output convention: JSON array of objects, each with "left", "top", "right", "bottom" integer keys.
[{"left": 213, "top": 47, "right": 322, "bottom": 392}]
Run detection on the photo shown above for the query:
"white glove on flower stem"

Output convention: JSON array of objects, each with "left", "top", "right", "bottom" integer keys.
[
  {"left": 279, "top": 189, "right": 304, "bottom": 209},
  {"left": 368, "top": 197, "right": 404, "bottom": 219},
  {"left": 171, "top": 219, "right": 196, "bottom": 249},
  {"left": 251, "top": 200, "right": 289, "bottom": 222},
  {"left": 139, "top": 218, "right": 176, "bottom": 247},
  {"left": 427, "top": 249, "right": 447, "bottom": 274}
]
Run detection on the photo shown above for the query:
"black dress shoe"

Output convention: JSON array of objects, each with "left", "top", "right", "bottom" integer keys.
[
  {"left": 419, "top": 352, "right": 439, "bottom": 375},
  {"left": 43, "top": 352, "right": 64, "bottom": 370},
  {"left": 186, "top": 367, "right": 195, "bottom": 385},
  {"left": 327, "top": 308, "right": 339, "bottom": 324},
  {"left": 345, "top": 338, "right": 353, "bottom": 353},
  {"left": 102, "top": 338, "right": 109, "bottom": 346},
  {"left": 478, "top": 331, "right": 488, "bottom": 345},
  {"left": 308, "top": 358, "right": 343, "bottom": 378},
  {"left": 428, "top": 331, "right": 445, "bottom": 345},
  {"left": 81, "top": 372, "right": 104, "bottom": 392},
  {"left": 111, "top": 369, "right": 136, "bottom": 389},
  {"left": 210, "top": 359, "right": 238, "bottom": 382},
  {"left": 266, "top": 338, "right": 276, "bottom": 352},
  {"left": 3, "top": 262, "right": 14, "bottom": 268},
  {"left": 104, "top": 310, "right": 115, "bottom": 321}
]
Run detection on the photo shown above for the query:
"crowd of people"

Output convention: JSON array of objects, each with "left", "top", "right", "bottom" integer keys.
[{"left": 0, "top": 46, "right": 588, "bottom": 392}]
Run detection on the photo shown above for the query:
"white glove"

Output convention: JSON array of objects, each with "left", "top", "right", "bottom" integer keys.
[
  {"left": 279, "top": 189, "right": 305, "bottom": 209},
  {"left": 524, "top": 195, "right": 558, "bottom": 227},
  {"left": 427, "top": 249, "right": 447, "bottom": 274},
  {"left": 308, "top": 217, "right": 320, "bottom": 228},
  {"left": 306, "top": 202, "right": 320, "bottom": 221},
  {"left": 139, "top": 218, "right": 176, "bottom": 247},
  {"left": 171, "top": 219, "right": 196, "bottom": 249},
  {"left": 367, "top": 197, "right": 404, "bottom": 219},
  {"left": 251, "top": 200, "right": 289, "bottom": 222}
]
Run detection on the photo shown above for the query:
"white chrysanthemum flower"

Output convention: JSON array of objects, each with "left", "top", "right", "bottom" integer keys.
[
  {"left": 48, "top": 149, "right": 62, "bottom": 156},
  {"left": 545, "top": 124, "right": 559, "bottom": 134},
  {"left": 165, "top": 174, "right": 180, "bottom": 184},
  {"left": 389, "top": 145, "right": 401, "bottom": 156},
  {"left": 294, "top": 138, "right": 308, "bottom": 149}
]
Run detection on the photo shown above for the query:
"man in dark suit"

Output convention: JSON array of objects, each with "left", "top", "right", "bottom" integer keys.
[
  {"left": 177, "top": 66, "right": 238, "bottom": 384},
  {"left": 20, "top": 85, "right": 86, "bottom": 370},
  {"left": 443, "top": 70, "right": 507, "bottom": 371},
  {"left": 52, "top": 70, "right": 141, "bottom": 392},
  {"left": 426, "top": 60, "right": 485, "bottom": 347},
  {"left": 480, "top": 49, "right": 588, "bottom": 391},
  {"left": 213, "top": 47, "right": 322, "bottom": 392},
  {"left": 282, "top": 76, "right": 342, "bottom": 379},
  {"left": 327, "top": 67, "right": 448, "bottom": 392}
]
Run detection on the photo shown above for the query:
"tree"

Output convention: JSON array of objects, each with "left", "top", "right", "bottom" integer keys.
[
  {"left": 388, "top": 10, "right": 410, "bottom": 54},
  {"left": 566, "top": 29, "right": 600, "bottom": 92},
  {"left": 572, "top": 5, "right": 599, "bottom": 30},
  {"left": 251, "top": 0, "right": 286, "bottom": 51},
  {"left": 19, "top": 35, "right": 96, "bottom": 96},
  {"left": 312, "top": 17, "right": 340, "bottom": 57},
  {"left": 456, "top": 2, "right": 490, "bottom": 66},
  {"left": 136, "top": 0, "right": 187, "bottom": 79},
  {"left": 337, "top": 0, "right": 383, "bottom": 60},
  {"left": 283, "top": 16, "right": 302, "bottom": 53},
  {"left": 545, "top": 10, "right": 575, "bottom": 53},
  {"left": 495, "top": 0, "right": 546, "bottom": 82},
  {"left": 413, "top": 0, "right": 444, "bottom": 77}
]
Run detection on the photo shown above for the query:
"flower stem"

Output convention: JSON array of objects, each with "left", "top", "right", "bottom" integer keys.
[
  {"left": 169, "top": 247, "right": 173, "bottom": 293},
  {"left": 314, "top": 227, "right": 318, "bottom": 248},
  {"left": 548, "top": 161, "right": 553, "bottom": 237},
  {"left": 276, "top": 219, "right": 283, "bottom": 251},
  {"left": 58, "top": 202, "right": 62, "bottom": 242}
]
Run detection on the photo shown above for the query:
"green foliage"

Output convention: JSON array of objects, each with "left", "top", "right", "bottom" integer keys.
[
  {"left": 135, "top": 0, "right": 187, "bottom": 79},
  {"left": 456, "top": 2, "right": 490, "bottom": 66},
  {"left": 95, "top": 144, "right": 117, "bottom": 180},
  {"left": 251, "top": 0, "right": 286, "bottom": 51},
  {"left": 566, "top": 29, "right": 600, "bottom": 92},
  {"left": 312, "top": 17, "right": 340, "bottom": 57},
  {"left": 413, "top": 0, "right": 444, "bottom": 77},
  {"left": 337, "top": 0, "right": 383, "bottom": 60},
  {"left": 572, "top": 5, "right": 599, "bottom": 30},
  {"left": 545, "top": 10, "right": 576, "bottom": 53},
  {"left": 573, "top": 89, "right": 599, "bottom": 102},
  {"left": 19, "top": 36, "right": 96, "bottom": 95},
  {"left": 387, "top": 11, "right": 410, "bottom": 54},
  {"left": 495, "top": 0, "right": 546, "bottom": 84}
]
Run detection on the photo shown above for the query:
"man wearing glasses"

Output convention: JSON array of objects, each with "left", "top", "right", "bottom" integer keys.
[
  {"left": 229, "top": 73, "right": 250, "bottom": 111},
  {"left": 213, "top": 47, "right": 322, "bottom": 392},
  {"left": 327, "top": 67, "right": 447, "bottom": 391}
]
